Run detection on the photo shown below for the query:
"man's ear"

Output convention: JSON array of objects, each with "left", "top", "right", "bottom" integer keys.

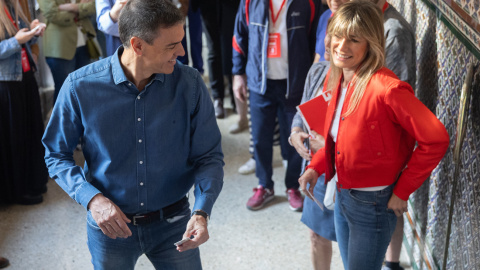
[{"left": 130, "top": 37, "right": 144, "bottom": 56}]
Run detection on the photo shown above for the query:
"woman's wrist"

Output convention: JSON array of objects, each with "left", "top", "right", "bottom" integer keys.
[{"left": 288, "top": 130, "right": 301, "bottom": 146}]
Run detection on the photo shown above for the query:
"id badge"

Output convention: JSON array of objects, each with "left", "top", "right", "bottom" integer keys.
[
  {"left": 21, "top": 48, "right": 31, "bottom": 72},
  {"left": 267, "top": 33, "right": 281, "bottom": 58}
]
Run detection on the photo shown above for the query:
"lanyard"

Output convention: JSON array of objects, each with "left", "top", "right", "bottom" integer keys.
[
  {"left": 4, "top": 6, "right": 32, "bottom": 72},
  {"left": 382, "top": 2, "right": 389, "bottom": 13},
  {"left": 4, "top": 6, "right": 19, "bottom": 30},
  {"left": 269, "top": 0, "right": 287, "bottom": 26}
]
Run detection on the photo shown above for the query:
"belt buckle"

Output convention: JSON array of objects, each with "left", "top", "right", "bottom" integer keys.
[{"left": 132, "top": 215, "right": 145, "bottom": 226}]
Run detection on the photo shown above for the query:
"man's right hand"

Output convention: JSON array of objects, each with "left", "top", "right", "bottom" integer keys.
[
  {"left": 88, "top": 194, "right": 132, "bottom": 239},
  {"left": 233, "top": 74, "right": 248, "bottom": 103}
]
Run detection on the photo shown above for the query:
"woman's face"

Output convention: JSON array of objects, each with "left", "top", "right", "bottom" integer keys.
[
  {"left": 324, "top": 35, "right": 331, "bottom": 61},
  {"left": 326, "top": 0, "right": 350, "bottom": 13},
  {"left": 331, "top": 34, "right": 368, "bottom": 72}
]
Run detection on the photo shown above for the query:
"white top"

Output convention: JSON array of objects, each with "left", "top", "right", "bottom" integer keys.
[
  {"left": 330, "top": 85, "right": 388, "bottom": 191},
  {"left": 267, "top": 0, "right": 288, "bottom": 80}
]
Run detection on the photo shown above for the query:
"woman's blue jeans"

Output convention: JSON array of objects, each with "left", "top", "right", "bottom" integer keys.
[
  {"left": 86, "top": 205, "right": 202, "bottom": 270},
  {"left": 334, "top": 183, "right": 397, "bottom": 270}
]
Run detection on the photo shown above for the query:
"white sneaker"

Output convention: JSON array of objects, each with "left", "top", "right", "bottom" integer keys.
[{"left": 238, "top": 158, "right": 256, "bottom": 175}]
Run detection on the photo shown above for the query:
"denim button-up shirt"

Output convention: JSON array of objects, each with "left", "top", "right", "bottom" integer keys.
[{"left": 43, "top": 47, "right": 224, "bottom": 215}]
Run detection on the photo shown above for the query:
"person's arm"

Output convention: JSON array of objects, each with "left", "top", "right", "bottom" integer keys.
[
  {"left": 385, "top": 31, "right": 416, "bottom": 88},
  {"left": 96, "top": 0, "right": 124, "bottom": 36},
  {"left": 76, "top": 0, "right": 96, "bottom": 19},
  {"left": 177, "top": 72, "right": 224, "bottom": 252},
  {"left": 384, "top": 83, "right": 449, "bottom": 202},
  {"left": 231, "top": 0, "right": 249, "bottom": 88},
  {"left": 0, "top": 37, "right": 23, "bottom": 59},
  {"left": 42, "top": 75, "right": 101, "bottom": 209},
  {"left": 43, "top": 75, "right": 133, "bottom": 239},
  {"left": 38, "top": 0, "right": 76, "bottom": 26},
  {"left": 291, "top": 64, "right": 316, "bottom": 160}
]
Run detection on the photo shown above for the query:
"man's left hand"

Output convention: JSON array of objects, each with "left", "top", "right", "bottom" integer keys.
[
  {"left": 176, "top": 215, "right": 209, "bottom": 252},
  {"left": 387, "top": 193, "right": 408, "bottom": 217}
]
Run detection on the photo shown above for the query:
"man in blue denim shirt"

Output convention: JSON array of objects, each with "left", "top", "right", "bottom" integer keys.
[{"left": 42, "top": 0, "right": 224, "bottom": 268}]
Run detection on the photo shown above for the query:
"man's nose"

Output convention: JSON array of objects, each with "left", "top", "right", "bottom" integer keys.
[{"left": 177, "top": 43, "right": 186, "bottom": 57}]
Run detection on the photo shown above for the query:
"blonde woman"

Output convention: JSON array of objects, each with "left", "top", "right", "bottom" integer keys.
[
  {"left": 298, "top": 1, "right": 449, "bottom": 269},
  {"left": 0, "top": 0, "right": 47, "bottom": 204}
]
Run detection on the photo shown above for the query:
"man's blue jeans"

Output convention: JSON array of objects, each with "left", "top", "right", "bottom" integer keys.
[
  {"left": 334, "top": 183, "right": 397, "bottom": 270},
  {"left": 86, "top": 204, "right": 202, "bottom": 270},
  {"left": 249, "top": 79, "right": 302, "bottom": 190}
]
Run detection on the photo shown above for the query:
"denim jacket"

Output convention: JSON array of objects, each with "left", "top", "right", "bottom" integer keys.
[{"left": 0, "top": 15, "right": 37, "bottom": 81}]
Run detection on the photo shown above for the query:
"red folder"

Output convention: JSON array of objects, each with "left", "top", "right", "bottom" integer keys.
[{"left": 296, "top": 90, "right": 332, "bottom": 137}]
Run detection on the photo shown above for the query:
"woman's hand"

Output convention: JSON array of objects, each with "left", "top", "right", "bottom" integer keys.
[
  {"left": 14, "top": 28, "right": 36, "bottom": 44},
  {"left": 298, "top": 168, "right": 319, "bottom": 200},
  {"left": 387, "top": 193, "right": 408, "bottom": 217},
  {"left": 309, "top": 130, "right": 325, "bottom": 153},
  {"left": 30, "top": 20, "right": 46, "bottom": 37},
  {"left": 290, "top": 129, "right": 310, "bottom": 160}
]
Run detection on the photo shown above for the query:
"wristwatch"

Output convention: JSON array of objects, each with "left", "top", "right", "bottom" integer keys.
[{"left": 192, "top": 210, "right": 209, "bottom": 223}]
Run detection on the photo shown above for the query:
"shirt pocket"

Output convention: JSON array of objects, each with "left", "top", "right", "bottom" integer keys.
[{"left": 366, "top": 121, "right": 386, "bottom": 160}]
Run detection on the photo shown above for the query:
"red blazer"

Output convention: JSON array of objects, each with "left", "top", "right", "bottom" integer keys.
[{"left": 307, "top": 67, "right": 449, "bottom": 200}]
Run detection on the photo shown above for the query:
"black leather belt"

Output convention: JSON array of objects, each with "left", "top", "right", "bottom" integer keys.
[{"left": 126, "top": 196, "right": 188, "bottom": 226}]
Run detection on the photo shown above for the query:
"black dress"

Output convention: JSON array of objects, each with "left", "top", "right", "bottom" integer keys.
[{"left": 0, "top": 68, "right": 48, "bottom": 204}]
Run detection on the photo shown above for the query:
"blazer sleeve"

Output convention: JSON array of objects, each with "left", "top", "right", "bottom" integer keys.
[
  {"left": 38, "top": 0, "right": 77, "bottom": 26},
  {"left": 77, "top": 1, "right": 96, "bottom": 19}
]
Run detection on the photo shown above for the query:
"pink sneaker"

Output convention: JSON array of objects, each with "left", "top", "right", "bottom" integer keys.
[
  {"left": 246, "top": 186, "right": 275, "bottom": 210},
  {"left": 287, "top": 188, "right": 303, "bottom": 212}
]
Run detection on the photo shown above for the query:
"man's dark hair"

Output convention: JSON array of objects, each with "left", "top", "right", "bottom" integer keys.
[{"left": 119, "top": 0, "right": 184, "bottom": 47}]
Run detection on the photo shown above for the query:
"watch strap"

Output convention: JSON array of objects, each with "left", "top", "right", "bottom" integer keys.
[{"left": 192, "top": 210, "right": 209, "bottom": 222}]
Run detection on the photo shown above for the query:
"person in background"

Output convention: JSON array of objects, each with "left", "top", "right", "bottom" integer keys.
[
  {"left": 96, "top": 0, "right": 125, "bottom": 56},
  {"left": 298, "top": 2, "right": 449, "bottom": 269},
  {"left": 38, "top": 0, "right": 96, "bottom": 104},
  {"left": 177, "top": 0, "right": 204, "bottom": 74},
  {"left": 233, "top": 0, "right": 322, "bottom": 211},
  {"left": 314, "top": 0, "right": 349, "bottom": 63},
  {"left": 198, "top": 0, "right": 240, "bottom": 120},
  {"left": 0, "top": 0, "right": 47, "bottom": 205},
  {"left": 290, "top": 34, "right": 335, "bottom": 270},
  {"left": 42, "top": 0, "right": 224, "bottom": 268}
]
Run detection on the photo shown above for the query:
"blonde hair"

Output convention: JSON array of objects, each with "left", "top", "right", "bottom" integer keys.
[
  {"left": 0, "top": 0, "right": 30, "bottom": 40},
  {"left": 326, "top": 0, "right": 385, "bottom": 117}
]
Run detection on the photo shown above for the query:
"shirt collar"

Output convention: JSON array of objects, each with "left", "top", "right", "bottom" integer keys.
[{"left": 111, "top": 46, "right": 165, "bottom": 86}]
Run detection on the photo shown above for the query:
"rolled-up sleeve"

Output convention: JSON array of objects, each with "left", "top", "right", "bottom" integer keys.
[{"left": 96, "top": 0, "right": 120, "bottom": 37}]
